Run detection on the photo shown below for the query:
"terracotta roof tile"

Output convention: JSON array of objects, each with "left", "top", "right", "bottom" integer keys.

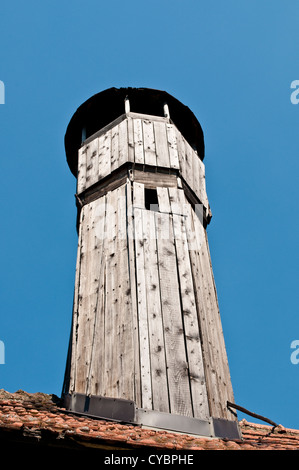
[{"left": 0, "top": 389, "right": 298, "bottom": 451}]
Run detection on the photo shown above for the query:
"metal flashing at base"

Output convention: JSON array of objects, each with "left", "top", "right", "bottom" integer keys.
[
  {"left": 63, "top": 393, "right": 136, "bottom": 423},
  {"left": 136, "top": 408, "right": 212, "bottom": 437},
  {"left": 63, "top": 393, "right": 241, "bottom": 440},
  {"left": 212, "top": 418, "right": 241, "bottom": 440}
]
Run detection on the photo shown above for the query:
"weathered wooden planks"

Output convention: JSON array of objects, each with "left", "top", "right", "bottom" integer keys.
[
  {"left": 133, "top": 183, "right": 152, "bottom": 409},
  {"left": 85, "top": 138, "right": 99, "bottom": 190},
  {"left": 157, "top": 186, "right": 171, "bottom": 213},
  {"left": 133, "top": 118, "right": 145, "bottom": 164},
  {"left": 77, "top": 145, "right": 87, "bottom": 194},
  {"left": 131, "top": 183, "right": 212, "bottom": 417},
  {"left": 118, "top": 119, "right": 129, "bottom": 167},
  {"left": 199, "top": 224, "right": 234, "bottom": 419},
  {"left": 183, "top": 203, "right": 235, "bottom": 420},
  {"left": 77, "top": 115, "right": 210, "bottom": 217},
  {"left": 97, "top": 131, "right": 110, "bottom": 182},
  {"left": 175, "top": 126, "right": 186, "bottom": 182},
  {"left": 115, "top": 184, "right": 135, "bottom": 399},
  {"left": 155, "top": 208, "right": 193, "bottom": 416},
  {"left": 68, "top": 207, "right": 85, "bottom": 393},
  {"left": 86, "top": 194, "right": 107, "bottom": 396},
  {"left": 102, "top": 185, "right": 136, "bottom": 400},
  {"left": 174, "top": 126, "right": 209, "bottom": 211},
  {"left": 73, "top": 199, "right": 104, "bottom": 394},
  {"left": 68, "top": 175, "right": 235, "bottom": 420},
  {"left": 166, "top": 124, "right": 180, "bottom": 170},
  {"left": 68, "top": 106, "right": 239, "bottom": 422},
  {"left": 169, "top": 190, "right": 209, "bottom": 419},
  {"left": 142, "top": 119, "right": 157, "bottom": 166},
  {"left": 142, "top": 209, "right": 169, "bottom": 412},
  {"left": 126, "top": 180, "right": 142, "bottom": 407},
  {"left": 111, "top": 124, "right": 119, "bottom": 172},
  {"left": 153, "top": 120, "right": 169, "bottom": 168},
  {"left": 198, "top": 158, "right": 209, "bottom": 210},
  {"left": 68, "top": 183, "right": 136, "bottom": 400},
  {"left": 77, "top": 114, "right": 210, "bottom": 228},
  {"left": 133, "top": 170, "right": 177, "bottom": 190}
]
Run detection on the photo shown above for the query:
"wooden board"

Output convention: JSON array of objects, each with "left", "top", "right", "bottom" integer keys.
[
  {"left": 169, "top": 191, "right": 209, "bottom": 419},
  {"left": 111, "top": 123, "right": 119, "bottom": 172},
  {"left": 184, "top": 139, "right": 193, "bottom": 191},
  {"left": 133, "top": 169, "right": 177, "bottom": 190},
  {"left": 184, "top": 203, "right": 216, "bottom": 417},
  {"left": 168, "top": 186, "right": 186, "bottom": 216},
  {"left": 172, "top": 125, "right": 210, "bottom": 211},
  {"left": 133, "top": 118, "right": 145, "bottom": 164},
  {"left": 155, "top": 207, "right": 193, "bottom": 417},
  {"left": 142, "top": 119, "right": 156, "bottom": 166},
  {"left": 118, "top": 119, "right": 129, "bottom": 167},
  {"left": 192, "top": 151, "right": 200, "bottom": 203},
  {"left": 77, "top": 145, "right": 87, "bottom": 194},
  {"left": 128, "top": 111, "right": 170, "bottom": 124},
  {"left": 98, "top": 130, "right": 111, "bottom": 181},
  {"left": 175, "top": 128, "right": 186, "bottom": 182},
  {"left": 166, "top": 124, "right": 179, "bottom": 169},
  {"left": 85, "top": 137, "right": 99, "bottom": 189},
  {"left": 81, "top": 167, "right": 128, "bottom": 207},
  {"left": 185, "top": 205, "right": 235, "bottom": 419},
  {"left": 126, "top": 180, "right": 141, "bottom": 406},
  {"left": 68, "top": 208, "right": 85, "bottom": 392},
  {"left": 86, "top": 194, "right": 107, "bottom": 396},
  {"left": 105, "top": 188, "right": 116, "bottom": 398},
  {"left": 198, "top": 158, "right": 209, "bottom": 209},
  {"left": 157, "top": 187, "right": 171, "bottom": 214},
  {"left": 197, "top": 219, "right": 235, "bottom": 419},
  {"left": 134, "top": 204, "right": 153, "bottom": 409},
  {"left": 142, "top": 209, "right": 169, "bottom": 412},
  {"left": 74, "top": 201, "right": 101, "bottom": 393},
  {"left": 153, "top": 121, "right": 169, "bottom": 168},
  {"left": 133, "top": 181, "right": 145, "bottom": 209},
  {"left": 115, "top": 184, "right": 134, "bottom": 399},
  {"left": 127, "top": 116, "right": 135, "bottom": 163}
]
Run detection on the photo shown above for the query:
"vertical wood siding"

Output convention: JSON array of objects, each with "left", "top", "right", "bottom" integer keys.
[
  {"left": 77, "top": 115, "right": 209, "bottom": 214},
  {"left": 67, "top": 113, "right": 235, "bottom": 421}
]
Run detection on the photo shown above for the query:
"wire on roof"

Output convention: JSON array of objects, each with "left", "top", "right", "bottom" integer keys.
[{"left": 227, "top": 401, "right": 279, "bottom": 430}]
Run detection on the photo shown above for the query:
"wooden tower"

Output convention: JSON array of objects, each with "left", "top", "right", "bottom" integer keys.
[{"left": 62, "top": 88, "right": 240, "bottom": 439}]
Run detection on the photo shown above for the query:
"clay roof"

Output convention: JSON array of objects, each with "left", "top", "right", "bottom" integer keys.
[{"left": 0, "top": 389, "right": 298, "bottom": 452}]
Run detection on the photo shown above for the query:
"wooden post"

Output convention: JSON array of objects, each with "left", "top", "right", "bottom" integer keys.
[
  {"left": 125, "top": 96, "right": 130, "bottom": 114},
  {"left": 163, "top": 102, "right": 170, "bottom": 118}
]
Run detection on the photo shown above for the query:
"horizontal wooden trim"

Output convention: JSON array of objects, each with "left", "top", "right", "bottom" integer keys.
[
  {"left": 75, "top": 162, "right": 211, "bottom": 225},
  {"left": 77, "top": 165, "right": 129, "bottom": 206},
  {"left": 127, "top": 111, "right": 170, "bottom": 124},
  {"left": 132, "top": 168, "right": 178, "bottom": 189}
]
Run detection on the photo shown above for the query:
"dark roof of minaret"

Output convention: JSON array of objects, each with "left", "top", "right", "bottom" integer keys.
[{"left": 64, "top": 87, "right": 205, "bottom": 177}]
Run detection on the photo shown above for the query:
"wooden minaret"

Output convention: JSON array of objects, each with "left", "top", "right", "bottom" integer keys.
[{"left": 62, "top": 88, "right": 240, "bottom": 438}]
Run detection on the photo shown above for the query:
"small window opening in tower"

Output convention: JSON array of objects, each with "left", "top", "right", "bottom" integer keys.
[{"left": 145, "top": 188, "right": 159, "bottom": 212}]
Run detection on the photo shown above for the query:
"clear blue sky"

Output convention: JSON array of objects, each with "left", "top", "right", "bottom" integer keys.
[{"left": 0, "top": 0, "right": 298, "bottom": 429}]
